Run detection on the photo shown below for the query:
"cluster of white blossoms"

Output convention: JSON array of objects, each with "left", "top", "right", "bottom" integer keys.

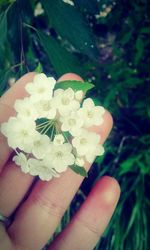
[{"left": 1, "top": 73, "right": 105, "bottom": 181}]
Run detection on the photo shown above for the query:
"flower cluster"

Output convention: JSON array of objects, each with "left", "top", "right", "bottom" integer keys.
[{"left": 1, "top": 73, "right": 105, "bottom": 181}]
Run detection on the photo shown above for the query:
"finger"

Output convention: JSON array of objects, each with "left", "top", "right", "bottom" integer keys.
[
  {"left": 0, "top": 162, "right": 34, "bottom": 216},
  {"left": 0, "top": 73, "right": 36, "bottom": 218},
  {"left": 8, "top": 112, "right": 113, "bottom": 249},
  {"left": 49, "top": 176, "right": 120, "bottom": 250},
  {"left": 0, "top": 72, "right": 36, "bottom": 171}
]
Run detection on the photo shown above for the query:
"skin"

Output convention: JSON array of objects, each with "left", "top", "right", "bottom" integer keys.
[{"left": 0, "top": 73, "right": 120, "bottom": 250}]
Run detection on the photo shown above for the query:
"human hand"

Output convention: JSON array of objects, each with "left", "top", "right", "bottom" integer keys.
[{"left": 0, "top": 72, "right": 120, "bottom": 250}]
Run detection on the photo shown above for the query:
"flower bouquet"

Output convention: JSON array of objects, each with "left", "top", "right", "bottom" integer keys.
[{"left": 1, "top": 73, "right": 105, "bottom": 181}]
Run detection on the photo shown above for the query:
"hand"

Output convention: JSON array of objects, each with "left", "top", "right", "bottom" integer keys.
[{"left": 0, "top": 72, "right": 120, "bottom": 250}]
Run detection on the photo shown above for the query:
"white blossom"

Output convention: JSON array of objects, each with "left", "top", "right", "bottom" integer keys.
[
  {"left": 1, "top": 117, "right": 37, "bottom": 153},
  {"left": 62, "top": 0, "right": 74, "bottom": 6},
  {"left": 53, "top": 88, "right": 80, "bottom": 116},
  {"left": 14, "top": 97, "right": 38, "bottom": 120},
  {"left": 34, "top": 3, "right": 44, "bottom": 16},
  {"left": 13, "top": 152, "right": 29, "bottom": 174},
  {"left": 28, "top": 158, "right": 59, "bottom": 181},
  {"left": 72, "top": 129, "right": 103, "bottom": 163},
  {"left": 31, "top": 98, "right": 56, "bottom": 119},
  {"left": 32, "top": 134, "right": 52, "bottom": 159},
  {"left": 60, "top": 111, "right": 83, "bottom": 136},
  {"left": 78, "top": 98, "right": 105, "bottom": 127},
  {"left": 53, "top": 134, "right": 65, "bottom": 145},
  {"left": 75, "top": 90, "right": 84, "bottom": 101},
  {"left": 45, "top": 143, "right": 75, "bottom": 173},
  {"left": 25, "top": 73, "right": 56, "bottom": 100}
]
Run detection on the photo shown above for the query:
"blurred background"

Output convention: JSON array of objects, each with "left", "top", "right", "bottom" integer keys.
[{"left": 0, "top": 0, "right": 150, "bottom": 249}]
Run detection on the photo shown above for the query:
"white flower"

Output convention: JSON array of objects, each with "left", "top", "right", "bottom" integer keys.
[
  {"left": 72, "top": 129, "right": 103, "bottom": 163},
  {"left": 1, "top": 117, "right": 37, "bottom": 153},
  {"left": 45, "top": 143, "right": 75, "bottom": 173},
  {"left": 53, "top": 88, "right": 80, "bottom": 116},
  {"left": 28, "top": 158, "right": 59, "bottom": 181},
  {"left": 60, "top": 111, "right": 83, "bottom": 136},
  {"left": 32, "top": 134, "right": 52, "bottom": 159},
  {"left": 25, "top": 73, "right": 56, "bottom": 100},
  {"left": 75, "top": 90, "right": 84, "bottom": 101},
  {"left": 14, "top": 97, "right": 38, "bottom": 120},
  {"left": 78, "top": 98, "right": 105, "bottom": 127},
  {"left": 63, "top": 0, "right": 74, "bottom": 6},
  {"left": 31, "top": 98, "right": 56, "bottom": 119},
  {"left": 86, "top": 144, "right": 105, "bottom": 163},
  {"left": 53, "top": 134, "right": 65, "bottom": 145},
  {"left": 13, "top": 152, "right": 29, "bottom": 174},
  {"left": 34, "top": 3, "right": 44, "bottom": 16}
]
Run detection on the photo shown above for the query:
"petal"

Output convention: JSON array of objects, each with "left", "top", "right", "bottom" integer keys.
[{"left": 83, "top": 98, "right": 94, "bottom": 109}]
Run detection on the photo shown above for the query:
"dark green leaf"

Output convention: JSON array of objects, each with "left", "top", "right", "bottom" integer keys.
[
  {"left": 54, "top": 80, "right": 94, "bottom": 92},
  {"left": 0, "top": 8, "right": 8, "bottom": 67},
  {"left": 121, "top": 30, "right": 133, "bottom": 45},
  {"left": 38, "top": 31, "right": 82, "bottom": 76},
  {"left": 74, "top": 0, "right": 99, "bottom": 14},
  {"left": 0, "top": 11, "right": 7, "bottom": 47},
  {"left": 42, "top": 0, "right": 98, "bottom": 60},
  {"left": 141, "top": 27, "right": 150, "bottom": 34},
  {"left": 69, "top": 165, "right": 88, "bottom": 177},
  {"left": 0, "top": 69, "right": 10, "bottom": 96},
  {"left": 134, "top": 36, "right": 144, "bottom": 65}
]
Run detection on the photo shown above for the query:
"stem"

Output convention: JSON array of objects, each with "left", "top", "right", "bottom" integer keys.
[
  {"left": 40, "top": 123, "right": 51, "bottom": 134},
  {"left": 36, "top": 120, "right": 50, "bottom": 128},
  {"left": 51, "top": 125, "right": 55, "bottom": 140},
  {"left": 43, "top": 123, "right": 53, "bottom": 135}
]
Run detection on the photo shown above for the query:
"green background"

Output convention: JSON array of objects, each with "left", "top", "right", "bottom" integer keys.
[{"left": 0, "top": 0, "right": 149, "bottom": 249}]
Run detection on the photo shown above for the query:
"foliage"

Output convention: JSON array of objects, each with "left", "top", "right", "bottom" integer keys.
[{"left": 0, "top": 0, "right": 150, "bottom": 249}]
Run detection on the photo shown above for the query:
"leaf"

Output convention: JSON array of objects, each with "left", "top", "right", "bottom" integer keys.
[
  {"left": 134, "top": 36, "right": 144, "bottom": 65},
  {"left": 0, "top": 9, "right": 8, "bottom": 67},
  {"left": 34, "top": 62, "right": 43, "bottom": 73},
  {"left": 37, "top": 31, "right": 82, "bottom": 76},
  {"left": 0, "top": 11, "right": 7, "bottom": 48},
  {"left": 54, "top": 80, "right": 94, "bottom": 92},
  {"left": 74, "top": 0, "right": 99, "bottom": 14},
  {"left": 69, "top": 165, "right": 88, "bottom": 177},
  {"left": 121, "top": 30, "right": 133, "bottom": 45},
  {"left": 0, "top": 69, "right": 10, "bottom": 96},
  {"left": 42, "top": 0, "right": 98, "bottom": 60},
  {"left": 141, "top": 27, "right": 150, "bottom": 34}
]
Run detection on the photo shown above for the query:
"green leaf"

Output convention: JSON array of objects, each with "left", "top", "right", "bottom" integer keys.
[
  {"left": 0, "top": 9, "right": 8, "bottom": 67},
  {"left": 121, "top": 30, "right": 133, "bottom": 45},
  {"left": 54, "top": 80, "right": 94, "bottom": 92},
  {"left": 69, "top": 165, "right": 88, "bottom": 177},
  {"left": 134, "top": 36, "right": 144, "bottom": 65},
  {"left": 141, "top": 27, "right": 150, "bottom": 34},
  {"left": 0, "top": 69, "right": 10, "bottom": 96},
  {"left": 42, "top": 0, "right": 98, "bottom": 60},
  {"left": 34, "top": 62, "right": 43, "bottom": 73},
  {"left": 37, "top": 31, "right": 82, "bottom": 76},
  {"left": 0, "top": 11, "right": 7, "bottom": 48},
  {"left": 74, "top": 0, "right": 99, "bottom": 14}
]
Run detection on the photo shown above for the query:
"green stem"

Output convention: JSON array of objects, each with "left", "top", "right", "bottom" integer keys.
[
  {"left": 40, "top": 123, "right": 51, "bottom": 134},
  {"left": 51, "top": 125, "right": 55, "bottom": 140},
  {"left": 36, "top": 120, "right": 50, "bottom": 128},
  {"left": 43, "top": 122, "right": 53, "bottom": 135}
]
